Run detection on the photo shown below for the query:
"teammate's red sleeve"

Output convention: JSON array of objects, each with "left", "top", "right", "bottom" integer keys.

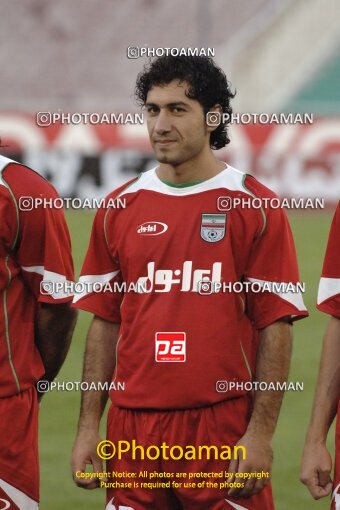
[
  {"left": 317, "top": 201, "right": 340, "bottom": 317},
  {"left": 5, "top": 164, "right": 74, "bottom": 303},
  {"left": 72, "top": 205, "right": 123, "bottom": 323},
  {"left": 244, "top": 202, "right": 308, "bottom": 329},
  {"left": 0, "top": 186, "right": 18, "bottom": 254}
]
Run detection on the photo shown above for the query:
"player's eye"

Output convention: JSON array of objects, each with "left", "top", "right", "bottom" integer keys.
[
  {"left": 172, "top": 106, "right": 185, "bottom": 113},
  {"left": 146, "top": 106, "right": 159, "bottom": 114}
]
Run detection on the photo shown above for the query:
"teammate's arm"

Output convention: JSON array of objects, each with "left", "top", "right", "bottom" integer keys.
[
  {"left": 35, "top": 303, "right": 77, "bottom": 399},
  {"left": 6, "top": 164, "right": 77, "bottom": 398},
  {"left": 228, "top": 319, "right": 293, "bottom": 498},
  {"left": 71, "top": 316, "right": 120, "bottom": 490},
  {"left": 300, "top": 316, "right": 340, "bottom": 499}
]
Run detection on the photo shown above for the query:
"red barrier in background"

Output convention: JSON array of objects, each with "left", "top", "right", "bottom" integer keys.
[{"left": 0, "top": 114, "right": 339, "bottom": 203}]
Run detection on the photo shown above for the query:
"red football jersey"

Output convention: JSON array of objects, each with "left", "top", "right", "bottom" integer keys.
[
  {"left": 0, "top": 155, "right": 74, "bottom": 397},
  {"left": 316, "top": 202, "right": 340, "bottom": 508},
  {"left": 73, "top": 165, "right": 308, "bottom": 409},
  {"left": 317, "top": 202, "right": 340, "bottom": 317}
]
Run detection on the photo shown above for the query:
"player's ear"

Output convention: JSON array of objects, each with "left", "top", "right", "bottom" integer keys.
[{"left": 205, "top": 104, "right": 223, "bottom": 133}]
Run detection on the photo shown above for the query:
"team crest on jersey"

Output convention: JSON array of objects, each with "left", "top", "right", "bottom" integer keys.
[{"left": 200, "top": 213, "right": 226, "bottom": 242}]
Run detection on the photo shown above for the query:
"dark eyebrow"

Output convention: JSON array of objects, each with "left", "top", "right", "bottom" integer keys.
[{"left": 145, "top": 101, "right": 189, "bottom": 108}]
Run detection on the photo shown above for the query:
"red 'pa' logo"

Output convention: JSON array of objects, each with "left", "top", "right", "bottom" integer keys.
[{"left": 155, "top": 332, "right": 186, "bottom": 362}]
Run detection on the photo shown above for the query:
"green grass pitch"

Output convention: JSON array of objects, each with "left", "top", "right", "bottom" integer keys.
[{"left": 38, "top": 209, "right": 335, "bottom": 510}]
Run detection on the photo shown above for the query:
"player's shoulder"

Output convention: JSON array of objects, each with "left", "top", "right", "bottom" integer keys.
[
  {"left": 103, "top": 174, "right": 142, "bottom": 203},
  {"left": 94, "top": 174, "right": 142, "bottom": 226},
  {"left": 325, "top": 200, "right": 340, "bottom": 253},
  {"left": 223, "top": 164, "right": 278, "bottom": 200},
  {"left": 223, "top": 165, "right": 286, "bottom": 238},
  {"left": 0, "top": 154, "right": 59, "bottom": 200},
  {"left": 100, "top": 171, "right": 155, "bottom": 214},
  {"left": 333, "top": 200, "right": 340, "bottom": 222},
  {"left": 0, "top": 157, "right": 18, "bottom": 247},
  {"left": 328, "top": 201, "right": 340, "bottom": 241}
]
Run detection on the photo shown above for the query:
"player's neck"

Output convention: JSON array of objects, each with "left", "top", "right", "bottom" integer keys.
[{"left": 156, "top": 154, "right": 226, "bottom": 185}]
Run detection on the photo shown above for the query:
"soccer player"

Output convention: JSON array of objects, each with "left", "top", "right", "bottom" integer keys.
[
  {"left": 300, "top": 202, "right": 340, "bottom": 510},
  {"left": 71, "top": 55, "right": 308, "bottom": 510},
  {"left": 0, "top": 154, "right": 77, "bottom": 509}
]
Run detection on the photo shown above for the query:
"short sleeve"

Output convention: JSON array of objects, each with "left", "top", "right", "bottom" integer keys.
[
  {"left": 244, "top": 206, "right": 308, "bottom": 329},
  {"left": 0, "top": 185, "right": 17, "bottom": 253},
  {"left": 72, "top": 206, "right": 123, "bottom": 323},
  {"left": 317, "top": 202, "right": 340, "bottom": 317},
  {"left": 6, "top": 165, "right": 74, "bottom": 303}
]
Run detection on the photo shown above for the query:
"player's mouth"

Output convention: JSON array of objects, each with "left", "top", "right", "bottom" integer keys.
[{"left": 154, "top": 139, "right": 177, "bottom": 146}]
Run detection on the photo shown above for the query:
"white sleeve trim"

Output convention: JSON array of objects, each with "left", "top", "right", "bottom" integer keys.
[
  {"left": 246, "top": 277, "right": 307, "bottom": 311},
  {"left": 72, "top": 271, "right": 120, "bottom": 303},
  {"left": 0, "top": 478, "right": 38, "bottom": 509},
  {"left": 21, "top": 265, "right": 73, "bottom": 299},
  {"left": 317, "top": 277, "right": 340, "bottom": 305}
]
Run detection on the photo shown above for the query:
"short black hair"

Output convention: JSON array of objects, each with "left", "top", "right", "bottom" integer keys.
[{"left": 135, "top": 55, "right": 235, "bottom": 150}]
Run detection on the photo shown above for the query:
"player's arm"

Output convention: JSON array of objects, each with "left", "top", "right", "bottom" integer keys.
[
  {"left": 235, "top": 184, "right": 308, "bottom": 498},
  {"left": 71, "top": 203, "right": 124, "bottom": 488},
  {"left": 5, "top": 164, "right": 77, "bottom": 399},
  {"left": 35, "top": 302, "right": 77, "bottom": 397},
  {"left": 300, "top": 316, "right": 340, "bottom": 499},
  {"left": 71, "top": 316, "right": 119, "bottom": 490},
  {"left": 228, "top": 319, "right": 292, "bottom": 498}
]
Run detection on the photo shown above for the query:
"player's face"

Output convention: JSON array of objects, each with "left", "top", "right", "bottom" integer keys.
[{"left": 145, "top": 80, "right": 210, "bottom": 166}]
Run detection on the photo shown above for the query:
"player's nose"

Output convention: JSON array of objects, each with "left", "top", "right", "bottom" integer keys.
[{"left": 154, "top": 110, "right": 172, "bottom": 134}]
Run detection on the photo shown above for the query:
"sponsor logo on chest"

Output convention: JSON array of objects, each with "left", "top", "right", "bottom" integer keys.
[
  {"left": 136, "top": 261, "right": 222, "bottom": 293},
  {"left": 155, "top": 332, "right": 186, "bottom": 362},
  {"left": 136, "top": 214, "right": 227, "bottom": 242},
  {"left": 137, "top": 222, "right": 168, "bottom": 235}
]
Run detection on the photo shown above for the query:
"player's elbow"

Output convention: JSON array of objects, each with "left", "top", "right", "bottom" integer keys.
[{"left": 40, "top": 301, "right": 78, "bottom": 331}]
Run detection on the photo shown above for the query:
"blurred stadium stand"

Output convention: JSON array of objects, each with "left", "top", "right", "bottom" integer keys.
[
  {"left": 225, "top": 0, "right": 340, "bottom": 113},
  {"left": 286, "top": 44, "right": 340, "bottom": 114},
  {"left": 1, "top": 0, "right": 340, "bottom": 113},
  {"left": 0, "top": 0, "right": 339, "bottom": 203},
  {"left": 0, "top": 0, "right": 272, "bottom": 112}
]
